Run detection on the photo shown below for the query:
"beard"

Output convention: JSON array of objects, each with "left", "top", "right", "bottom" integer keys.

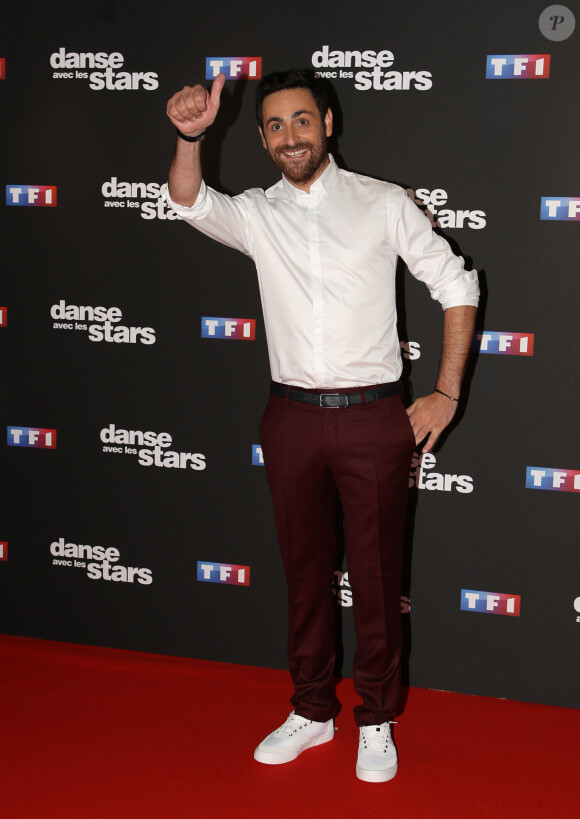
[{"left": 268, "top": 136, "right": 329, "bottom": 186}]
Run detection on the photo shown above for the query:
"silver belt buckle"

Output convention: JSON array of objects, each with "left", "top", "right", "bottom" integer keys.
[{"left": 319, "top": 393, "right": 348, "bottom": 408}]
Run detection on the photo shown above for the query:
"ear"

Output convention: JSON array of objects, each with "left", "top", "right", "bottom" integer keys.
[
  {"left": 259, "top": 126, "right": 268, "bottom": 150},
  {"left": 324, "top": 107, "right": 333, "bottom": 138}
]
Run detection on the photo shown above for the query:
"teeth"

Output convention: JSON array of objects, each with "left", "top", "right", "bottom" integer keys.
[{"left": 285, "top": 149, "right": 307, "bottom": 157}]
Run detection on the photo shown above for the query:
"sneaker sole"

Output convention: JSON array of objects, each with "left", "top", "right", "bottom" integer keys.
[
  {"left": 356, "top": 762, "right": 398, "bottom": 783},
  {"left": 254, "top": 725, "right": 335, "bottom": 765}
]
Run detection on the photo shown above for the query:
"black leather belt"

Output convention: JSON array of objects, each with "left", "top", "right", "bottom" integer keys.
[{"left": 270, "top": 381, "right": 401, "bottom": 408}]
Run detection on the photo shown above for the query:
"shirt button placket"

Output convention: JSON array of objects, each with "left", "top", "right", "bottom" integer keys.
[{"left": 308, "top": 196, "right": 325, "bottom": 385}]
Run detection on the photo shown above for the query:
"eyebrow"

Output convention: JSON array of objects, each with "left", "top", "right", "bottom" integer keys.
[{"left": 265, "top": 109, "right": 316, "bottom": 126}]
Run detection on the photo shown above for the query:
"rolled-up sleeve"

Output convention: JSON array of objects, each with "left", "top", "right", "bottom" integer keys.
[
  {"left": 388, "top": 186, "right": 480, "bottom": 310},
  {"left": 162, "top": 181, "right": 255, "bottom": 258}
]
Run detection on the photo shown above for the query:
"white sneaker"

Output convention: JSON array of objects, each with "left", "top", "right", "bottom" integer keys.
[
  {"left": 254, "top": 711, "right": 334, "bottom": 765},
  {"left": 356, "top": 722, "right": 398, "bottom": 783}
]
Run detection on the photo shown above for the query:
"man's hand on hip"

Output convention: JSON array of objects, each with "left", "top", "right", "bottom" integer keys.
[{"left": 406, "top": 391, "right": 458, "bottom": 454}]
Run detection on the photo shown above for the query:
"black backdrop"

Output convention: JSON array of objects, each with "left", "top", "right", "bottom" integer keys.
[{"left": 1, "top": 0, "right": 579, "bottom": 709}]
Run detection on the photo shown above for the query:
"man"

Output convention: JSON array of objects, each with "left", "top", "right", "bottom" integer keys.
[{"left": 165, "top": 69, "right": 479, "bottom": 783}]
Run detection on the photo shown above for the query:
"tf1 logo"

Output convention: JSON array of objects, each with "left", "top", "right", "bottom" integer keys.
[
  {"left": 486, "top": 55, "right": 550, "bottom": 78},
  {"left": 0, "top": 306, "right": 6, "bottom": 327},
  {"left": 0, "top": 58, "right": 5, "bottom": 80},
  {"left": 7, "top": 426, "right": 57, "bottom": 449},
  {"left": 526, "top": 467, "right": 580, "bottom": 493},
  {"left": 197, "top": 561, "right": 250, "bottom": 586},
  {"left": 201, "top": 317, "right": 256, "bottom": 340},
  {"left": 252, "top": 445, "right": 264, "bottom": 466},
  {"left": 0, "top": 542, "right": 7, "bottom": 561},
  {"left": 540, "top": 198, "right": 580, "bottom": 221},
  {"left": 205, "top": 58, "right": 262, "bottom": 80},
  {"left": 461, "top": 589, "right": 521, "bottom": 616},
  {"left": 6, "top": 185, "right": 57, "bottom": 206},
  {"left": 474, "top": 331, "right": 533, "bottom": 356}
]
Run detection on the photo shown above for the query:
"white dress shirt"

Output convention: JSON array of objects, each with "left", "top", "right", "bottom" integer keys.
[{"left": 165, "top": 155, "right": 479, "bottom": 389}]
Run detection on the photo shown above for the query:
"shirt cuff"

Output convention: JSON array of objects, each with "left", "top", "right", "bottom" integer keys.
[
  {"left": 161, "top": 180, "right": 213, "bottom": 220},
  {"left": 435, "top": 268, "right": 480, "bottom": 310}
]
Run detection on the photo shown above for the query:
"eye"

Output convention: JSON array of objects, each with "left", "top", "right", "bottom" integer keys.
[
  {"left": 271, "top": 122, "right": 283, "bottom": 132},
  {"left": 297, "top": 118, "right": 309, "bottom": 127}
]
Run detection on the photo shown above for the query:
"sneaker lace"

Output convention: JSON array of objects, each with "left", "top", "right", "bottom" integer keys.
[
  {"left": 361, "top": 721, "right": 397, "bottom": 752},
  {"left": 275, "top": 712, "right": 311, "bottom": 737}
]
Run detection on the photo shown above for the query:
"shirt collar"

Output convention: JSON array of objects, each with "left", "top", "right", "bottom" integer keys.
[{"left": 280, "top": 154, "right": 338, "bottom": 201}]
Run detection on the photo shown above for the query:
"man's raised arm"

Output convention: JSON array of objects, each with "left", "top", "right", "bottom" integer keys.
[{"left": 166, "top": 73, "right": 226, "bottom": 207}]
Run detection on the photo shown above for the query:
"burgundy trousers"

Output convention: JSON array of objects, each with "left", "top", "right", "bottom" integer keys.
[{"left": 259, "top": 382, "right": 416, "bottom": 727}]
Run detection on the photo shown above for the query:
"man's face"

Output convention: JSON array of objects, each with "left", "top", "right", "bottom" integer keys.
[{"left": 259, "top": 87, "right": 333, "bottom": 190}]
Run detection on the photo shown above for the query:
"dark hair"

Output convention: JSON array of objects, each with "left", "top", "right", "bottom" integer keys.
[{"left": 255, "top": 69, "right": 330, "bottom": 129}]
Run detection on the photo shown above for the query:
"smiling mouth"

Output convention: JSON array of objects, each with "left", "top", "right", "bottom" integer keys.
[{"left": 278, "top": 145, "right": 310, "bottom": 160}]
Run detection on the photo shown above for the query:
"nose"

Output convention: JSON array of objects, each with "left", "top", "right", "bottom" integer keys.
[{"left": 286, "top": 123, "right": 300, "bottom": 145}]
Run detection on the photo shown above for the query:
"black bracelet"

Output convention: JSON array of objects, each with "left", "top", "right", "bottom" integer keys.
[
  {"left": 176, "top": 128, "right": 206, "bottom": 143},
  {"left": 435, "top": 388, "right": 459, "bottom": 402}
]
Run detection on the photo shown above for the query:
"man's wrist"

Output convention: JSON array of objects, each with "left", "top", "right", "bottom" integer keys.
[
  {"left": 175, "top": 128, "right": 206, "bottom": 143},
  {"left": 434, "top": 388, "right": 459, "bottom": 402}
]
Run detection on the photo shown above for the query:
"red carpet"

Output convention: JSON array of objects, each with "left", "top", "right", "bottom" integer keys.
[{"left": 2, "top": 635, "right": 577, "bottom": 818}]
